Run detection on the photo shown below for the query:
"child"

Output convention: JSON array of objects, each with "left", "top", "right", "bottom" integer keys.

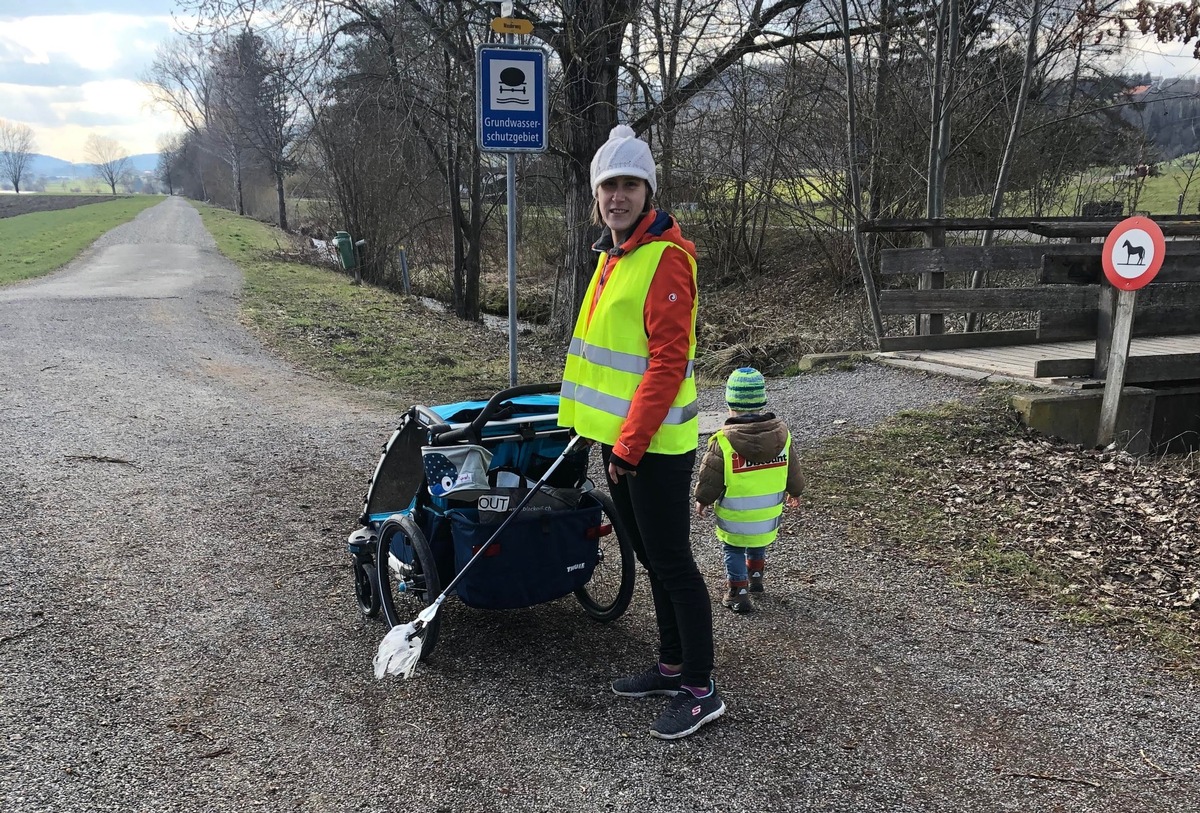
[{"left": 694, "top": 367, "right": 804, "bottom": 614}]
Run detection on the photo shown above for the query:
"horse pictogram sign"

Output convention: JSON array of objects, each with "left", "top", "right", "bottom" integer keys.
[
  {"left": 1096, "top": 215, "right": 1167, "bottom": 446},
  {"left": 1102, "top": 216, "right": 1165, "bottom": 291}
]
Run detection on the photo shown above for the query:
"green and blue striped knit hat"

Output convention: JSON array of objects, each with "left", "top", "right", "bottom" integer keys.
[{"left": 725, "top": 367, "right": 767, "bottom": 412}]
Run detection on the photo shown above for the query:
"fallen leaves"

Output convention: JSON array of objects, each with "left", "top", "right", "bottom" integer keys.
[
  {"left": 939, "top": 438, "right": 1199, "bottom": 620},
  {"left": 803, "top": 393, "right": 1200, "bottom": 665}
]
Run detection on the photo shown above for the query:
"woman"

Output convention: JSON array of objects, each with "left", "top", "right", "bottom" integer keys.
[{"left": 559, "top": 125, "right": 723, "bottom": 740}]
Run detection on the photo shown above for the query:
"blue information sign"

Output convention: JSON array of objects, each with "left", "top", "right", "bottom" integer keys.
[{"left": 477, "top": 44, "right": 547, "bottom": 153}]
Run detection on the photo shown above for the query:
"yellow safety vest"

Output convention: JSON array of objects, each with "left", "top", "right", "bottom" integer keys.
[
  {"left": 712, "top": 430, "right": 790, "bottom": 548},
  {"left": 559, "top": 241, "right": 698, "bottom": 454}
]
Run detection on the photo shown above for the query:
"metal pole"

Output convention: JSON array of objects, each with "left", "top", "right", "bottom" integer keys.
[{"left": 505, "top": 29, "right": 518, "bottom": 387}]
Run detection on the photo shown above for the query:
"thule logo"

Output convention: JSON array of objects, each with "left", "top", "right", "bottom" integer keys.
[{"left": 566, "top": 562, "right": 586, "bottom": 573}]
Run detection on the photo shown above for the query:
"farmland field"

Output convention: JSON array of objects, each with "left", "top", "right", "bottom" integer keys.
[
  {"left": 0, "top": 194, "right": 128, "bottom": 219},
  {"left": 0, "top": 195, "right": 163, "bottom": 285},
  {"left": 40, "top": 178, "right": 112, "bottom": 195}
]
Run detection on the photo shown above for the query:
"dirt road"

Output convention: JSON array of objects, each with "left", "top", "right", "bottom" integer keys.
[{"left": 1, "top": 197, "right": 1196, "bottom": 812}]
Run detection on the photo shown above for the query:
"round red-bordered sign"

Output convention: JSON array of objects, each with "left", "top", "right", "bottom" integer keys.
[{"left": 1102, "top": 216, "right": 1165, "bottom": 291}]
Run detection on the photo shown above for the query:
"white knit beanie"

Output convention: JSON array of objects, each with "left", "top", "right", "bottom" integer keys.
[{"left": 589, "top": 124, "right": 657, "bottom": 196}]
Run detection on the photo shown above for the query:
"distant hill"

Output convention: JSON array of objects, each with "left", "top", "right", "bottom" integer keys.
[
  {"left": 27, "top": 154, "right": 76, "bottom": 176},
  {"left": 27, "top": 153, "right": 158, "bottom": 178}
]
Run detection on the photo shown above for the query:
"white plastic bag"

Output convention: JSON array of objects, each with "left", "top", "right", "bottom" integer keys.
[{"left": 374, "top": 622, "right": 423, "bottom": 679}]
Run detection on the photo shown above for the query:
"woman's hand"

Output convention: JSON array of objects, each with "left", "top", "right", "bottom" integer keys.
[
  {"left": 695, "top": 501, "right": 708, "bottom": 517},
  {"left": 607, "top": 460, "right": 635, "bottom": 482}
]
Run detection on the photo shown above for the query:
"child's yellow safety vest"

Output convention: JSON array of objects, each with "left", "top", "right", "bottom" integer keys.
[{"left": 712, "top": 430, "right": 790, "bottom": 548}]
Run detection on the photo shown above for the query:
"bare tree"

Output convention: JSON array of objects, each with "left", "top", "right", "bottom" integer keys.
[
  {"left": 217, "top": 30, "right": 303, "bottom": 229},
  {"left": 0, "top": 119, "right": 37, "bottom": 194},
  {"left": 176, "top": 0, "right": 1182, "bottom": 344},
  {"left": 157, "top": 133, "right": 187, "bottom": 195},
  {"left": 144, "top": 36, "right": 251, "bottom": 215},
  {"left": 84, "top": 134, "right": 131, "bottom": 195},
  {"left": 840, "top": 0, "right": 883, "bottom": 345},
  {"left": 184, "top": 0, "right": 865, "bottom": 331},
  {"left": 1171, "top": 152, "right": 1200, "bottom": 213}
]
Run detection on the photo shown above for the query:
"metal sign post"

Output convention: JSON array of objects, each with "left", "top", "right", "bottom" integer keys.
[
  {"left": 477, "top": 36, "right": 547, "bottom": 387},
  {"left": 1096, "top": 216, "right": 1165, "bottom": 446}
]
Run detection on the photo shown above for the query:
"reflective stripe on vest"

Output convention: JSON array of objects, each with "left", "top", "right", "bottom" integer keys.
[
  {"left": 558, "top": 239, "right": 698, "bottom": 454},
  {"left": 719, "top": 492, "right": 785, "bottom": 511},
  {"left": 715, "top": 515, "right": 782, "bottom": 537},
  {"left": 712, "top": 430, "right": 790, "bottom": 548},
  {"left": 559, "top": 381, "right": 699, "bottom": 426},
  {"left": 567, "top": 338, "right": 696, "bottom": 378}
]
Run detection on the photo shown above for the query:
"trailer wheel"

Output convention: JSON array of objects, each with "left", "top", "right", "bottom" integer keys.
[
  {"left": 574, "top": 491, "right": 635, "bottom": 622},
  {"left": 377, "top": 513, "right": 443, "bottom": 658}
]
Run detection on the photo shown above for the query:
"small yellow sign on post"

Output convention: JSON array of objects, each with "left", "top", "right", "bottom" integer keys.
[{"left": 491, "top": 17, "right": 533, "bottom": 35}]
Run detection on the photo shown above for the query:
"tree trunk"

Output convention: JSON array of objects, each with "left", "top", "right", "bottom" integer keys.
[
  {"left": 234, "top": 158, "right": 245, "bottom": 216},
  {"left": 841, "top": 0, "right": 883, "bottom": 346},
  {"left": 549, "top": 0, "right": 630, "bottom": 336},
  {"left": 463, "top": 154, "right": 483, "bottom": 321},
  {"left": 926, "top": 0, "right": 947, "bottom": 220},
  {"left": 935, "top": 0, "right": 959, "bottom": 207},
  {"left": 967, "top": 0, "right": 1041, "bottom": 330},
  {"left": 449, "top": 144, "right": 466, "bottom": 319},
  {"left": 275, "top": 168, "right": 288, "bottom": 231},
  {"left": 555, "top": 168, "right": 599, "bottom": 335},
  {"left": 865, "top": 0, "right": 892, "bottom": 266}
]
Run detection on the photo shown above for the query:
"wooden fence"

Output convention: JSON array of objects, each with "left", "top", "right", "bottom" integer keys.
[{"left": 860, "top": 217, "right": 1200, "bottom": 382}]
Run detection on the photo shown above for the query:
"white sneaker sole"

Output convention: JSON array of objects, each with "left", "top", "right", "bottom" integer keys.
[{"left": 648, "top": 699, "right": 726, "bottom": 740}]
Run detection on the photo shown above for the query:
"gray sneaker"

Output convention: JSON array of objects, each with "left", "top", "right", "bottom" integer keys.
[
  {"left": 649, "top": 684, "right": 726, "bottom": 739},
  {"left": 612, "top": 665, "right": 683, "bottom": 698}
]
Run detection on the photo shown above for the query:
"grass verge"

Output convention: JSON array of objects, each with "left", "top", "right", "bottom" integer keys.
[
  {"left": 0, "top": 196, "right": 163, "bottom": 285},
  {"left": 191, "top": 202, "right": 565, "bottom": 403},
  {"left": 799, "top": 388, "right": 1200, "bottom": 670}
]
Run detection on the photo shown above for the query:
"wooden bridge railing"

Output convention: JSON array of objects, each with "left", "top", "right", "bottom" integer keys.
[{"left": 861, "top": 217, "right": 1200, "bottom": 382}]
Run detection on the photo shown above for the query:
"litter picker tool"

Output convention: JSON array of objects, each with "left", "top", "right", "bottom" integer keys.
[{"left": 374, "top": 433, "right": 586, "bottom": 679}]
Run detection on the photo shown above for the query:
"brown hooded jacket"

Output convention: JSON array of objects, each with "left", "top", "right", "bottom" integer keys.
[{"left": 693, "top": 413, "right": 805, "bottom": 507}]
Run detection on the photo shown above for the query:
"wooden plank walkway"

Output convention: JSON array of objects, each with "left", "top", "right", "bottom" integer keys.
[{"left": 878, "top": 333, "right": 1200, "bottom": 385}]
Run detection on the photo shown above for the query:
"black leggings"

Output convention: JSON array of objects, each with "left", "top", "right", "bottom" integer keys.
[{"left": 603, "top": 445, "right": 713, "bottom": 687}]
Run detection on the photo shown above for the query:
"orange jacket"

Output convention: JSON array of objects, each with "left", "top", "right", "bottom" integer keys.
[{"left": 587, "top": 209, "right": 698, "bottom": 468}]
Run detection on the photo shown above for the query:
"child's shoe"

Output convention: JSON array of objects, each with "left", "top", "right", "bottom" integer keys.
[
  {"left": 722, "top": 581, "right": 753, "bottom": 614},
  {"left": 748, "top": 559, "right": 766, "bottom": 593}
]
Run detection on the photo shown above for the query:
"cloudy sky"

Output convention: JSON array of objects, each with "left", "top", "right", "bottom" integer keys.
[{"left": 0, "top": 0, "right": 187, "bottom": 162}]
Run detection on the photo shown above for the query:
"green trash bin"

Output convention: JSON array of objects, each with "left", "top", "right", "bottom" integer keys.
[{"left": 334, "top": 230, "right": 356, "bottom": 270}]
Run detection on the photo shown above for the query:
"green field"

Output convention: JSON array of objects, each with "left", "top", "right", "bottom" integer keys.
[
  {"left": 0, "top": 197, "right": 164, "bottom": 285},
  {"left": 40, "top": 178, "right": 112, "bottom": 195},
  {"left": 949, "top": 155, "right": 1200, "bottom": 218},
  {"left": 1123, "top": 154, "right": 1200, "bottom": 214}
]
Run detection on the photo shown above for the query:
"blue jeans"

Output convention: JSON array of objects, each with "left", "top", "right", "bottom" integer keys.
[{"left": 723, "top": 543, "right": 769, "bottom": 582}]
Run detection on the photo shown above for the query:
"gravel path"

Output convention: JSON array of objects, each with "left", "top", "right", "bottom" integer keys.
[{"left": 2, "top": 197, "right": 1197, "bottom": 812}]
